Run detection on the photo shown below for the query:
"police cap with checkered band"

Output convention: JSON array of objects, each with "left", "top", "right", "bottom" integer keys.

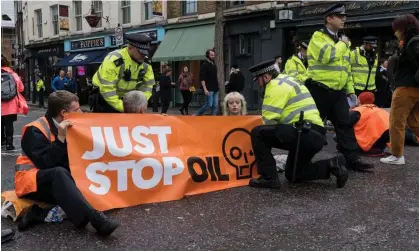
[
  {"left": 249, "top": 59, "right": 277, "bottom": 80},
  {"left": 324, "top": 3, "right": 346, "bottom": 18},
  {"left": 126, "top": 33, "right": 152, "bottom": 56}
]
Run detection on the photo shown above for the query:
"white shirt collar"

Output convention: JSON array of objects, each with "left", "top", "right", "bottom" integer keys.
[{"left": 326, "top": 27, "right": 337, "bottom": 36}]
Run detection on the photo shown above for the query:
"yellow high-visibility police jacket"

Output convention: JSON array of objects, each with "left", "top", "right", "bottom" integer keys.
[
  {"left": 349, "top": 47, "right": 378, "bottom": 91},
  {"left": 262, "top": 74, "right": 324, "bottom": 127},
  {"left": 284, "top": 55, "right": 307, "bottom": 83},
  {"left": 36, "top": 79, "right": 45, "bottom": 92},
  {"left": 306, "top": 30, "right": 354, "bottom": 94},
  {"left": 92, "top": 47, "right": 155, "bottom": 112}
]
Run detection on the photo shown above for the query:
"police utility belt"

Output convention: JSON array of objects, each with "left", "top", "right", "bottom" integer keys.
[
  {"left": 293, "top": 120, "right": 326, "bottom": 136},
  {"left": 308, "top": 80, "right": 338, "bottom": 93}
]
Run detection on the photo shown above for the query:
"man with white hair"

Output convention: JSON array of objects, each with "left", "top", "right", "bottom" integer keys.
[{"left": 123, "top": 91, "right": 148, "bottom": 113}]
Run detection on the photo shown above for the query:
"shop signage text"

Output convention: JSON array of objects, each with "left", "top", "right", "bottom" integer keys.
[
  {"left": 34, "top": 47, "right": 63, "bottom": 56},
  {"left": 111, "top": 30, "right": 158, "bottom": 46},
  {"left": 71, "top": 38, "right": 105, "bottom": 50},
  {"left": 295, "top": 1, "right": 412, "bottom": 19}
]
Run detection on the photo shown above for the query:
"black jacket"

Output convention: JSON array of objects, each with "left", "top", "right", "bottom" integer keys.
[
  {"left": 21, "top": 113, "right": 69, "bottom": 170},
  {"left": 199, "top": 60, "right": 219, "bottom": 92},
  {"left": 227, "top": 71, "right": 245, "bottom": 93},
  {"left": 159, "top": 74, "right": 174, "bottom": 102},
  {"left": 394, "top": 35, "right": 419, "bottom": 88}
]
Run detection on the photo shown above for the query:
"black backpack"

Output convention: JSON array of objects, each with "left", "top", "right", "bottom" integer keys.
[{"left": 1, "top": 71, "right": 18, "bottom": 101}]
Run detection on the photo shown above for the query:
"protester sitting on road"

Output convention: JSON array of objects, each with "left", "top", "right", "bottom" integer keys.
[
  {"left": 123, "top": 91, "right": 148, "bottom": 113},
  {"left": 248, "top": 59, "right": 348, "bottom": 189},
  {"left": 15, "top": 90, "right": 119, "bottom": 236},
  {"left": 334, "top": 92, "right": 419, "bottom": 156},
  {"left": 223, "top": 92, "right": 247, "bottom": 116}
]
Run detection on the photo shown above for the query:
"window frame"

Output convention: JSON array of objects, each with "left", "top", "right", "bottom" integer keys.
[
  {"left": 121, "top": 0, "right": 131, "bottom": 24},
  {"left": 92, "top": 0, "right": 103, "bottom": 28},
  {"left": 74, "top": 0, "right": 82, "bottom": 31},
  {"left": 35, "top": 9, "right": 42, "bottom": 37},
  {"left": 50, "top": 5, "right": 59, "bottom": 35},
  {"left": 182, "top": 0, "right": 197, "bottom": 16},
  {"left": 144, "top": 0, "right": 153, "bottom": 20},
  {"left": 228, "top": 0, "right": 245, "bottom": 8}
]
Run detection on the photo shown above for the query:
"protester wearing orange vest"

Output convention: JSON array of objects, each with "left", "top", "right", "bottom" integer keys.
[
  {"left": 15, "top": 91, "right": 119, "bottom": 236},
  {"left": 335, "top": 92, "right": 419, "bottom": 155}
]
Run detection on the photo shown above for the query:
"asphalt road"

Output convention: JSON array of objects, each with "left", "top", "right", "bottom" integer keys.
[{"left": 2, "top": 107, "right": 419, "bottom": 251}]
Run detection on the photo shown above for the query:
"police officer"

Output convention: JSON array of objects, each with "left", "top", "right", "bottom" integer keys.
[
  {"left": 350, "top": 36, "right": 379, "bottom": 96},
  {"left": 305, "top": 3, "right": 373, "bottom": 171},
  {"left": 284, "top": 41, "right": 308, "bottom": 83},
  {"left": 92, "top": 33, "right": 155, "bottom": 113},
  {"left": 249, "top": 59, "right": 348, "bottom": 189}
]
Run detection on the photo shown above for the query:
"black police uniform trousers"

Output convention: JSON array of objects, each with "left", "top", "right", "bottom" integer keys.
[
  {"left": 308, "top": 84, "right": 359, "bottom": 162},
  {"left": 251, "top": 123, "right": 332, "bottom": 182},
  {"left": 23, "top": 167, "right": 93, "bottom": 227},
  {"left": 93, "top": 94, "right": 121, "bottom": 113}
]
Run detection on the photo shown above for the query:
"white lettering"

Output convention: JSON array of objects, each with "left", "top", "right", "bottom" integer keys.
[
  {"left": 162, "top": 157, "right": 184, "bottom": 185},
  {"left": 82, "top": 127, "right": 106, "bottom": 160},
  {"left": 150, "top": 126, "right": 171, "bottom": 154},
  {"left": 86, "top": 162, "right": 111, "bottom": 195},
  {"left": 108, "top": 160, "right": 135, "bottom": 192},
  {"left": 103, "top": 127, "right": 132, "bottom": 157},
  {"left": 132, "top": 126, "right": 154, "bottom": 154},
  {"left": 132, "top": 158, "right": 163, "bottom": 189}
]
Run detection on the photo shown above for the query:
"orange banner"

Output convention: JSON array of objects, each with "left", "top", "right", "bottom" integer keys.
[{"left": 67, "top": 114, "right": 262, "bottom": 211}]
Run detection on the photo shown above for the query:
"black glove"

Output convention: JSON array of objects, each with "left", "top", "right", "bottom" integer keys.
[{"left": 305, "top": 78, "right": 312, "bottom": 86}]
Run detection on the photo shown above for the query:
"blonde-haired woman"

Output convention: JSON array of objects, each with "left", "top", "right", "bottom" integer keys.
[{"left": 223, "top": 92, "right": 247, "bottom": 116}]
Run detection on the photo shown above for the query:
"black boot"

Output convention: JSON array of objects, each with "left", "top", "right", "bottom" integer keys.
[
  {"left": 179, "top": 107, "right": 185, "bottom": 115},
  {"left": 249, "top": 176, "right": 281, "bottom": 189},
  {"left": 89, "top": 210, "right": 119, "bottom": 237},
  {"left": 18, "top": 205, "right": 49, "bottom": 231},
  {"left": 329, "top": 156, "right": 348, "bottom": 188},
  {"left": 6, "top": 136, "right": 15, "bottom": 151},
  {"left": 347, "top": 158, "right": 374, "bottom": 171},
  {"left": 185, "top": 107, "right": 189, "bottom": 115},
  {"left": 1, "top": 229, "right": 15, "bottom": 243}
]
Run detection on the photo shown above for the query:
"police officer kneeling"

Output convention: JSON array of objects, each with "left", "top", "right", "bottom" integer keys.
[
  {"left": 249, "top": 60, "right": 348, "bottom": 189},
  {"left": 91, "top": 33, "right": 155, "bottom": 113}
]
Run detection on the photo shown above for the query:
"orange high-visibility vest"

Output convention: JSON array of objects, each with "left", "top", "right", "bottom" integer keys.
[
  {"left": 352, "top": 105, "right": 389, "bottom": 152},
  {"left": 15, "top": 116, "right": 55, "bottom": 197}
]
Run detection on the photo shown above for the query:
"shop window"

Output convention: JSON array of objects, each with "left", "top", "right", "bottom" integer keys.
[
  {"left": 144, "top": 0, "right": 162, "bottom": 20},
  {"left": 50, "top": 5, "right": 59, "bottom": 35},
  {"left": 35, "top": 9, "right": 42, "bottom": 37},
  {"left": 237, "top": 35, "right": 252, "bottom": 56},
  {"left": 182, "top": 0, "right": 197, "bottom": 16},
  {"left": 74, "top": 0, "right": 82, "bottom": 31},
  {"left": 121, "top": 0, "right": 131, "bottom": 24},
  {"left": 92, "top": 0, "right": 102, "bottom": 28}
]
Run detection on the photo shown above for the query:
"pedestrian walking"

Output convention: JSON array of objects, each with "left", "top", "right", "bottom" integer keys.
[
  {"left": 304, "top": 3, "right": 373, "bottom": 171},
  {"left": 178, "top": 66, "right": 193, "bottom": 115},
  {"left": 159, "top": 67, "right": 175, "bottom": 115},
  {"left": 51, "top": 70, "right": 68, "bottom": 92},
  {"left": 1, "top": 55, "right": 28, "bottom": 150},
  {"left": 193, "top": 49, "right": 219, "bottom": 116},
  {"left": 381, "top": 14, "right": 419, "bottom": 165},
  {"left": 248, "top": 59, "right": 348, "bottom": 189}
]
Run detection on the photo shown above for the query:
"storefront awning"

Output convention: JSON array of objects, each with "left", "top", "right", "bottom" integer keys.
[
  {"left": 89, "top": 51, "right": 109, "bottom": 64},
  {"left": 54, "top": 51, "right": 105, "bottom": 67},
  {"left": 152, "top": 24, "right": 214, "bottom": 62}
]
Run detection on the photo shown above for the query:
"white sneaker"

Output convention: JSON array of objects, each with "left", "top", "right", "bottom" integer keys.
[{"left": 380, "top": 155, "right": 406, "bottom": 165}]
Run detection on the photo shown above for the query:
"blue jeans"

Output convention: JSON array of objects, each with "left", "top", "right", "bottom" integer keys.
[{"left": 196, "top": 91, "right": 219, "bottom": 116}]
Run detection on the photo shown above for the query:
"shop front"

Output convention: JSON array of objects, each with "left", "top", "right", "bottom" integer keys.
[
  {"left": 225, "top": 10, "right": 277, "bottom": 110},
  {"left": 276, "top": 1, "right": 419, "bottom": 62},
  {"left": 152, "top": 20, "right": 215, "bottom": 107},
  {"left": 26, "top": 42, "right": 64, "bottom": 99}
]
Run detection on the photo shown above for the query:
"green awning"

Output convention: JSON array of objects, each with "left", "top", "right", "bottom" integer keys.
[{"left": 152, "top": 24, "right": 214, "bottom": 62}]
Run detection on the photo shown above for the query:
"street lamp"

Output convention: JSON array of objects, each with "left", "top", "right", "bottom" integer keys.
[{"left": 84, "top": 2, "right": 109, "bottom": 28}]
